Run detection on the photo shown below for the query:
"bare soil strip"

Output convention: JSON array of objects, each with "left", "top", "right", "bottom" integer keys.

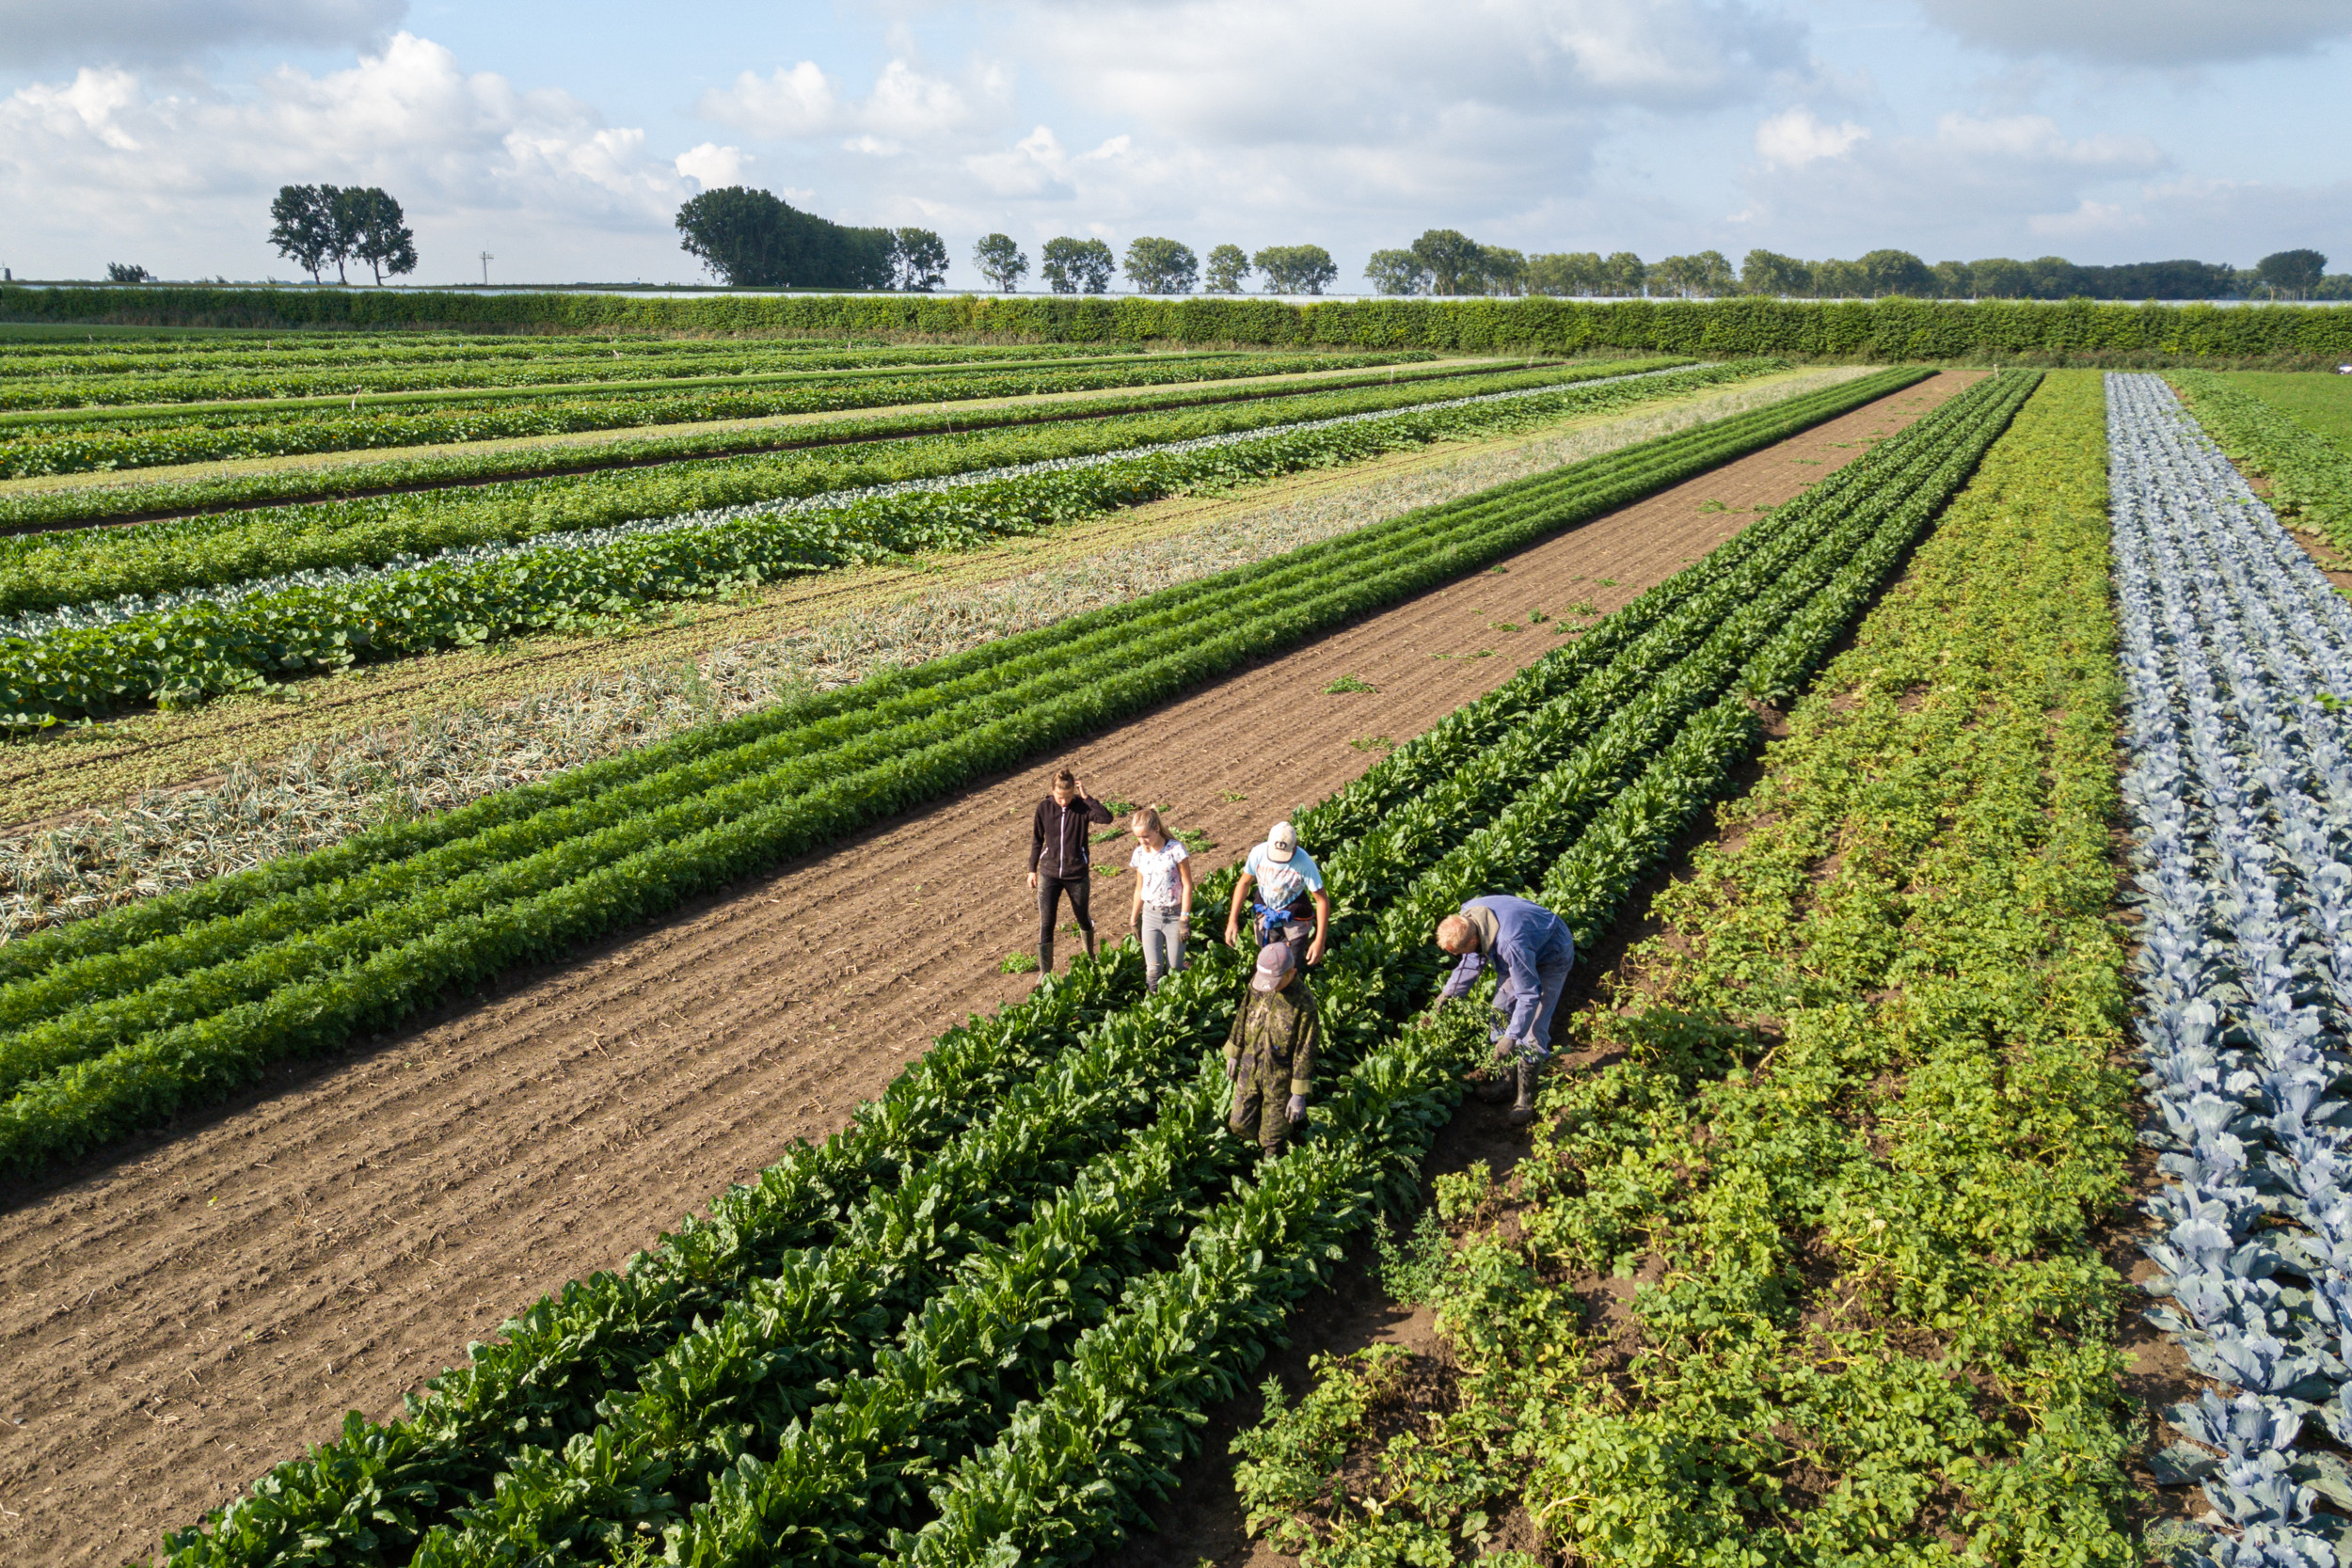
[
  {"left": 0, "top": 368, "right": 1855, "bottom": 827},
  {"left": 0, "top": 373, "right": 1973, "bottom": 1564}
]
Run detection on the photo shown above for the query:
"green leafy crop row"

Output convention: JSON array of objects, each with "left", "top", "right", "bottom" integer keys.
[
  {"left": 1233, "top": 371, "right": 2141, "bottom": 1567},
  {"left": 0, "top": 341, "right": 1147, "bottom": 410},
  {"left": 0, "top": 351, "right": 1420, "bottom": 476},
  {"left": 142, "top": 365, "right": 1977, "bottom": 1565},
  {"left": 1, "top": 361, "right": 1778, "bottom": 721},
  {"left": 2170, "top": 369, "right": 2352, "bottom": 553}
]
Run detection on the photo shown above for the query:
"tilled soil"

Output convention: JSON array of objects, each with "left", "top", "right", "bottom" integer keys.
[{"left": 0, "top": 371, "right": 1975, "bottom": 1563}]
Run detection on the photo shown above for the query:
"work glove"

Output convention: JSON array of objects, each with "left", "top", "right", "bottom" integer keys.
[
  {"left": 1492, "top": 1036, "right": 1527, "bottom": 1065},
  {"left": 1287, "top": 1094, "right": 1306, "bottom": 1124}
]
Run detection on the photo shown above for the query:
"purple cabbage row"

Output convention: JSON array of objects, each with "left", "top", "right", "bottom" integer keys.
[{"left": 2112, "top": 371, "right": 2352, "bottom": 1567}]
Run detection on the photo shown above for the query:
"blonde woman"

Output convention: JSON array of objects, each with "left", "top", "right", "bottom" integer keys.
[{"left": 1127, "top": 807, "right": 1195, "bottom": 992}]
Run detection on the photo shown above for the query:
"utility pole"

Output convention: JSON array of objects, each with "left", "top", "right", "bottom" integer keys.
[{"left": 479, "top": 251, "right": 494, "bottom": 286}]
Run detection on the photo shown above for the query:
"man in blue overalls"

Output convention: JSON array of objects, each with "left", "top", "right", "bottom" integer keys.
[{"left": 1434, "top": 895, "right": 1575, "bottom": 1126}]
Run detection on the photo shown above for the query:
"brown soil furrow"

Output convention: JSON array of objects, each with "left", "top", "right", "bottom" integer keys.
[{"left": 0, "top": 372, "right": 1974, "bottom": 1563}]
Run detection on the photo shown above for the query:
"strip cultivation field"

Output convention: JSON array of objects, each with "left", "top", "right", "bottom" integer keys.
[
  {"left": 2111, "top": 372, "right": 2352, "bottom": 1559},
  {"left": 0, "top": 371, "right": 1981, "bottom": 1565},
  {"left": 2174, "top": 370, "right": 2352, "bottom": 555}
]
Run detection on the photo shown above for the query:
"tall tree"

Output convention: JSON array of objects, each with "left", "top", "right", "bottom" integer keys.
[
  {"left": 1856, "top": 248, "right": 1933, "bottom": 297},
  {"left": 675, "top": 187, "right": 895, "bottom": 287},
  {"left": 1931, "top": 260, "right": 1972, "bottom": 298},
  {"left": 891, "top": 228, "right": 948, "bottom": 291},
  {"left": 1601, "top": 251, "right": 1647, "bottom": 297},
  {"left": 1477, "top": 245, "right": 1528, "bottom": 295},
  {"left": 1041, "top": 236, "right": 1115, "bottom": 293},
  {"left": 1525, "top": 252, "right": 1603, "bottom": 296},
  {"left": 1202, "top": 244, "right": 1250, "bottom": 293},
  {"left": 1969, "top": 258, "right": 2029, "bottom": 299},
  {"left": 2257, "top": 248, "right": 2328, "bottom": 299},
  {"left": 1739, "top": 249, "right": 1812, "bottom": 296},
  {"left": 1122, "top": 236, "right": 1199, "bottom": 293},
  {"left": 339, "top": 188, "right": 417, "bottom": 285},
  {"left": 1363, "top": 249, "right": 1427, "bottom": 295},
  {"left": 104, "top": 262, "right": 152, "bottom": 283},
  {"left": 1407, "top": 229, "right": 1485, "bottom": 294},
  {"left": 268, "top": 184, "right": 340, "bottom": 283},
  {"left": 972, "top": 233, "right": 1028, "bottom": 292},
  {"left": 1251, "top": 244, "right": 1337, "bottom": 294}
]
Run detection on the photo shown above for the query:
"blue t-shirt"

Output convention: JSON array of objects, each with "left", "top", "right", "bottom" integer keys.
[{"left": 1244, "top": 843, "right": 1324, "bottom": 911}]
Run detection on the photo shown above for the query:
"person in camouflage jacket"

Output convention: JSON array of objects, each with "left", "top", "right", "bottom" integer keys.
[{"left": 1224, "top": 942, "right": 1318, "bottom": 1156}]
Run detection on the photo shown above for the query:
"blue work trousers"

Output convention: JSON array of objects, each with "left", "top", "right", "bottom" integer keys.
[{"left": 1490, "top": 924, "right": 1575, "bottom": 1061}]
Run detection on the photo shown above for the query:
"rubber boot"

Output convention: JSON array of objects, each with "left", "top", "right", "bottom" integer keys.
[
  {"left": 1478, "top": 1070, "right": 1516, "bottom": 1104},
  {"left": 1038, "top": 938, "right": 1054, "bottom": 974},
  {"left": 1083, "top": 928, "right": 1098, "bottom": 960},
  {"left": 1508, "top": 1060, "right": 1539, "bottom": 1126}
]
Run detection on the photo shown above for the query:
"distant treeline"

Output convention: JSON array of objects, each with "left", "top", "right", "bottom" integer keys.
[
  {"left": 13, "top": 286, "right": 2352, "bottom": 363},
  {"left": 1366, "top": 231, "right": 2342, "bottom": 303}
]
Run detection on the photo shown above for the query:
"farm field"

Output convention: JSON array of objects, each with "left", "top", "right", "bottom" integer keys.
[
  {"left": 0, "top": 365, "right": 1978, "bottom": 1564},
  {"left": 0, "top": 363, "right": 1872, "bottom": 895},
  {"left": 2220, "top": 370, "right": 2352, "bottom": 447},
  {"left": 8, "top": 337, "right": 2350, "bottom": 1568}
]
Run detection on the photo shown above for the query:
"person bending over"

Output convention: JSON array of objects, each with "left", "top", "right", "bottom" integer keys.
[
  {"left": 1028, "top": 768, "right": 1113, "bottom": 974},
  {"left": 1434, "top": 894, "right": 1575, "bottom": 1125}
]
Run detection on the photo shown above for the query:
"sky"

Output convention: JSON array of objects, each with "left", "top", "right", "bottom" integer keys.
[{"left": 0, "top": 0, "right": 2346, "bottom": 292}]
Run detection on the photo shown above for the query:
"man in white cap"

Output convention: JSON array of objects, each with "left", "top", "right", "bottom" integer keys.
[
  {"left": 1223, "top": 819, "right": 1330, "bottom": 975},
  {"left": 1223, "top": 942, "right": 1317, "bottom": 1156}
]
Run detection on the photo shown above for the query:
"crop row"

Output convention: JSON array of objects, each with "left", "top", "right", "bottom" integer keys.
[
  {"left": 0, "top": 363, "right": 1784, "bottom": 721},
  {"left": 1232, "top": 368, "right": 2142, "bottom": 1565},
  {"left": 151, "top": 368, "right": 2027, "bottom": 1567},
  {"left": 2171, "top": 369, "right": 2352, "bottom": 557},
  {"left": 0, "top": 331, "right": 946, "bottom": 374},
  {"left": 0, "top": 351, "right": 1428, "bottom": 478},
  {"left": 0, "top": 341, "right": 1150, "bottom": 410},
  {"left": 0, "top": 365, "right": 1931, "bottom": 1163},
  {"left": 2110, "top": 372, "right": 2352, "bottom": 1563},
  {"left": 0, "top": 356, "right": 1692, "bottom": 607}
]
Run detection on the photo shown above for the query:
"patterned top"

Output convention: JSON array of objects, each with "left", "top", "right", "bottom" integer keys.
[
  {"left": 1130, "top": 839, "right": 1190, "bottom": 908},
  {"left": 1244, "top": 842, "right": 1324, "bottom": 912}
]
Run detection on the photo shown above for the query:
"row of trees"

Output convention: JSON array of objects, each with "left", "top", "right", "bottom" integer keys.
[
  {"left": 967, "top": 234, "right": 1340, "bottom": 295},
  {"left": 267, "top": 185, "right": 419, "bottom": 285},
  {"left": 1366, "top": 230, "right": 2343, "bottom": 302},
  {"left": 674, "top": 187, "right": 947, "bottom": 290}
]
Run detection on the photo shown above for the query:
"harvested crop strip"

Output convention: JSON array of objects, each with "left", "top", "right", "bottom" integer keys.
[
  {"left": 2, "top": 362, "right": 1763, "bottom": 721},
  {"left": 2111, "top": 372, "right": 2352, "bottom": 1559},
  {"left": 0, "top": 368, "right": 1875, "bottom": 939},
  {"left": 1227, "top": 370, "right": 2142, "bottom": 1564},
  {"left": 2171, "top": 369, "right": 2352, "bottom": 553}
]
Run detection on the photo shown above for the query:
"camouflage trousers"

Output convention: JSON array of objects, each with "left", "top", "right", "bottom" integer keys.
[{"left": 1228, "top": 1039, "right": 1299, "bottom": 1154}]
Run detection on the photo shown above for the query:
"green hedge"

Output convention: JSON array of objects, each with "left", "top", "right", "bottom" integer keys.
[{"left": 10, "top": 284, "right": 2352, "bottom": 360}]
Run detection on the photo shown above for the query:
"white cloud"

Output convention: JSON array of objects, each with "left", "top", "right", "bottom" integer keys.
[
  {"left": 1931, "top": 112, "right": 2156, "bottom": 167},
  {"left": 0, "top": 34, "right": 707, "bottom": 279},
  {"left": 674, "top": 141, "right": 751, "bottom": 190},
  {"left": 1755, "top": 107, "right": 1868, "bottom": 167},
  {"left": 0, "top": 0, "right": 407, "bottom": 71},
  {"left": 2026, "top": 198, "right": 2143, "bottom": 238},
  {"left": 1913, "top": 0, "right": 2352, "bottom": 66},
  {"left": 697, "top": 60, "right": 836, "bottom": 138}
]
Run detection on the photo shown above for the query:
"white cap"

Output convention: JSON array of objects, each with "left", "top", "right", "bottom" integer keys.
[{"left": 1264, "top": 821, "right": 1298, "bottom": 863}]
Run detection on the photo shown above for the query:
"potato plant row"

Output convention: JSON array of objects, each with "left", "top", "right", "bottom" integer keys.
[
  {"left": 0, "top": 361, "right": 1774, "bottom": 721},
  {"left": 1225, "top": 370, "right": 2143, "bottom": 1566},
  {"left": 152, "top": 368, "right": 2023, "bottom": 1568},
  {"left": 0, "top": 351, "right": 1422, "bottom": 478},
  {"left": 0, "top": 341, "right": 1145, "bottom": 410}
]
